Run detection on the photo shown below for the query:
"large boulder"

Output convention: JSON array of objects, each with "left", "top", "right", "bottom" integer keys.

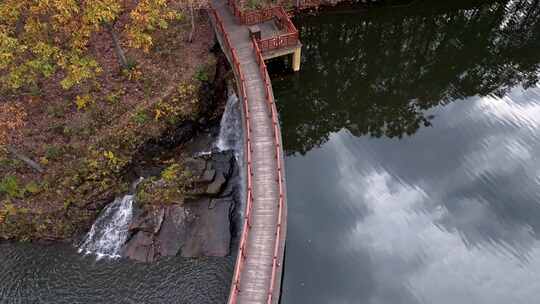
[
  {"left": 122, "top": 231, "right": 155, "bottom": 262},
  {"left": 121, "top": 150, "right": 238, "bottom": 262}
]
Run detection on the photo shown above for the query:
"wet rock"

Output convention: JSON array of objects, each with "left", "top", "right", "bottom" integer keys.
[
  {"left": 180, "top": 196, "right": 233, "bottom": 257},
  {"left": 185, "top": 158, "right": 208, "bottom": 175},
  {"left": 128, "top": 215, "right": 153, "bottom": 233},
  {"left": 157, "top": 205, "right": 194, "bottom": 256},
  {"left": 211, "top": 151, "right": 233, "bottom": 177},
  {"left": 122, "top": 231, "right": 155, "bottom": 262},
  {"left": 187, "top": 150, "right": 234, "bottom": 196},
  {"left": 200, "top": 168, "right": 216, "bottom": 183},
  {"left": 206, "top": 172, "right": 226, "bottom": 195},
  {"left": 121, "top": 150, "right": 238, "bottom": 262},
  {"left": 128, "top": 208, "right": 164, "bottom": 234}
]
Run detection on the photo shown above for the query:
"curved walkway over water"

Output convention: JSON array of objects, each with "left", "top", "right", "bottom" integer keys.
[{"left": 209, "top": 1, "right": 289, "bottom": 303}]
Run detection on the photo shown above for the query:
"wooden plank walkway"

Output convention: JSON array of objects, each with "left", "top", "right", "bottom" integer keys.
[{"left": 209, "top": 1, "right": 288, "bottom": 304}]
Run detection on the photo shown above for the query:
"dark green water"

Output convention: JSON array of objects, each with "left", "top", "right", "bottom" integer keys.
[
  {"left": 0, "top": 242, "right": 232, "bottom": 303},
  {"left": 272, "top": 1, "right": 540, "bottom": 303}
]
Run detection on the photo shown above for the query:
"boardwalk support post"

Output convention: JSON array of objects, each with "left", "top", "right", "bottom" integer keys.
[{"left": 292, "top": 47, "right": 301, "bottom": 72}]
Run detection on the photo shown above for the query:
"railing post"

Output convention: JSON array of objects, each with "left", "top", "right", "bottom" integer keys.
[{"left": 214, "top": 3, "right": 292, "bottom": 303}]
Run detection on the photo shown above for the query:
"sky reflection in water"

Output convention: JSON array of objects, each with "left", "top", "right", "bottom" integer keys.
[
  {"left": 276, "top": 1, "right": 540, "bottom": 303},
  {"left": 282, "top": 87, "right": 540, "bottom": 304}
]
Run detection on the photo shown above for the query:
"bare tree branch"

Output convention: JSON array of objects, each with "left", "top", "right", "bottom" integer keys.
[{"left": 6, "top": 145, "right": 44, "bottom": 173}]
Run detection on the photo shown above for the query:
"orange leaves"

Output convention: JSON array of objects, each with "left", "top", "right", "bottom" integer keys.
[
  {"left": 0, "top": 103, "right": 26, "bottom": 146},
  {"left": 0, "top": 0, "right": 24, "bottom": 29}
]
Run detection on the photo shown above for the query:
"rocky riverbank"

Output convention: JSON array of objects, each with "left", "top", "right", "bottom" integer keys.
[
  {"left": 122, "top": 151, "right": 239, "bottom": 262},
  {"left": 0, "top": 14, "right": 235, "bottom": 244}
]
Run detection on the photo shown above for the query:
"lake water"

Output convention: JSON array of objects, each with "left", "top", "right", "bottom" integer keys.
[
  {"left": 272, "top": 1, "right": 540, "bottom": 303},
  {"left": 0, "top": 242, "right": 232, "bottom": 303}
]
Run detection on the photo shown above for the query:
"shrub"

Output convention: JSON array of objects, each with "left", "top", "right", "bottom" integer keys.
[
  {"left": 133, "top": 110, "right": 149, "bottom": 125},
  {"left": 161, "top": 163, "right": 181, "bottom": 181},
  {"left": 194, "top": 65, "right": 209, "bottom": 82},
  {"left": 46, "top": 105, "right": 66, "bottom": 118},
  {"left": 136, "top": 162, "right": 193, "bottom": 206},
  {"left": 152, "top": 81, "right": 199, "bottom": 124},
  {"left": 74, "top": 94, "right": 92, "bottom": 110},
  {"left": 126, "top": 58, "right": 138, "bottom": 71},
  {"left": 0, "top": 176, "right": 24, "bottom": 198},
  {"left": 24, "top": 181, "right": 40, "bottom": 194},
  {"left": 105, "top": 89, "right": 124, "bottom": 104},
  {"left": 45, "top": 145, "right": 63, "bottom": 160}
]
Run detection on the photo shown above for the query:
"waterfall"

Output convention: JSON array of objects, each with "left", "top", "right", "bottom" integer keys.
[
  {"left": 216, "top": 89, "right": 246, "bottom": 226},
  {"left": 78, "top": 90, "right": 244, "bottom": 260},
  {"left": 78, "top": 195, "right": 135, "bottom": 259},
  {"left": 216, "top": 92, "right": 242, "bottom": 155}
]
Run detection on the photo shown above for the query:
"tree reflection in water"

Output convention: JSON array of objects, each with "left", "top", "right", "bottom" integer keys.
[{"left": 272, "top": 0, "right": 540, "bottom": 155}]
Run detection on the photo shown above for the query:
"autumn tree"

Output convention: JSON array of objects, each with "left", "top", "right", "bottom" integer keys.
[
  {"left": 0, "top": 0, "right": 186, "bottom": 93},
  {"left": 0, "top": 0, "right": 194, "bottom": 172},
  {"left": 127, "top": 0, "right": 183, "bottom": 52},
  {"left": 0, "top": 0, "right": 110, "bottom": 91}
]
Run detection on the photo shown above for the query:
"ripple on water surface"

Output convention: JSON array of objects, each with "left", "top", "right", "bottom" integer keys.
[
  {"left": 272, "top": 1, "right": 540, "bottom": 303},
  {"left": 0, "top": 243, "right": 233, "bottom": 304}
]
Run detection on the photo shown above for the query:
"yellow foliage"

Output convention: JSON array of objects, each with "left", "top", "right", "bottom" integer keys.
[
  {"left": 126, "top": 68, "right": 143, "bottom": 81},
  {"left": 152, "top": 81, "right": 199, "bottom": 122},
  {"left": 103, "top": 150, "right": 123, "bottom": 168},
  {"left": 39, "top": 157, "right": 49, "bottom": 165},
  {"left": 83, "top": 0, "right": 122, "bottom": 28},
  {"left": 126, "top": 0, "right": 182, "bottom": 52},
  {"left": 0, "top": 1, "right": 23, "bottom": 27},
  {"left": 0, "top": 0, "right": 190, "bottom": 92},
  {"left": 161, "top": 164, "right": 181, "bottom": 182},
  {"left": 61, "top": 55, "right": 101, "bottom": 89},
  {"left": 0, "top": 0, "right": 113, "bottom": 91},
  {"left": 103, "top": 150, "right": 115, "bottom": 161},
  {"left": 74, "top": 94, "right": 92, "bottom": 110},
  {"left": 4, "top": 203, "right": 17, "bottom": 216},
  {"left": 154, "top": 108, "right": 164, "bottom": 121}
]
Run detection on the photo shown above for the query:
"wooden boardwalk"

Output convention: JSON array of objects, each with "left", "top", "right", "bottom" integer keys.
[{"left": 209, "top": 1, "right": 288, "bottom": 304}]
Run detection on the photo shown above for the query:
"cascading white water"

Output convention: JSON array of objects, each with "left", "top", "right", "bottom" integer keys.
[
  {"left": 216, "top": 90, "right": 245, "bottom": 220},
  {"left": 216, "top": 92, "right": 242, "bottom": 155},
  {"left": 78, "top": 195, "right": 135, "bottom": 259},
  {"left": 78, "top": 91, "right": 244, "bottom": 260}
]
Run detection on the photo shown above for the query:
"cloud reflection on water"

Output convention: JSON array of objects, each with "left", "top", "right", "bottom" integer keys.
[{"left": 282, "top": 87, "right": 540, "bottom": 304}]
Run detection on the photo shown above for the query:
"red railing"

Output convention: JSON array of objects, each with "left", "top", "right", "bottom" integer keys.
[
  {"left": 242, "top": 7, "right": 275, "bottom": 25},
  {"left": 251, "top": 36, "right": 286, "bottom": 304},
  {"left": 209, "top": 6, "right": 255, "bottom": 304},
  {"left": 256, "top": 7, "right": 299, "bottom": 52},
  {"left": 211, "top": 4, "right": 286, "bottom": 304},
  {"left": 227, "top": 0, "right": 275, "bottom": 25},
  {"left": 258, "top": 31, "right": 299, "bottom": 52},
  {"left": 226, "top": 1, "right": 299, "bottom": 53}
]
